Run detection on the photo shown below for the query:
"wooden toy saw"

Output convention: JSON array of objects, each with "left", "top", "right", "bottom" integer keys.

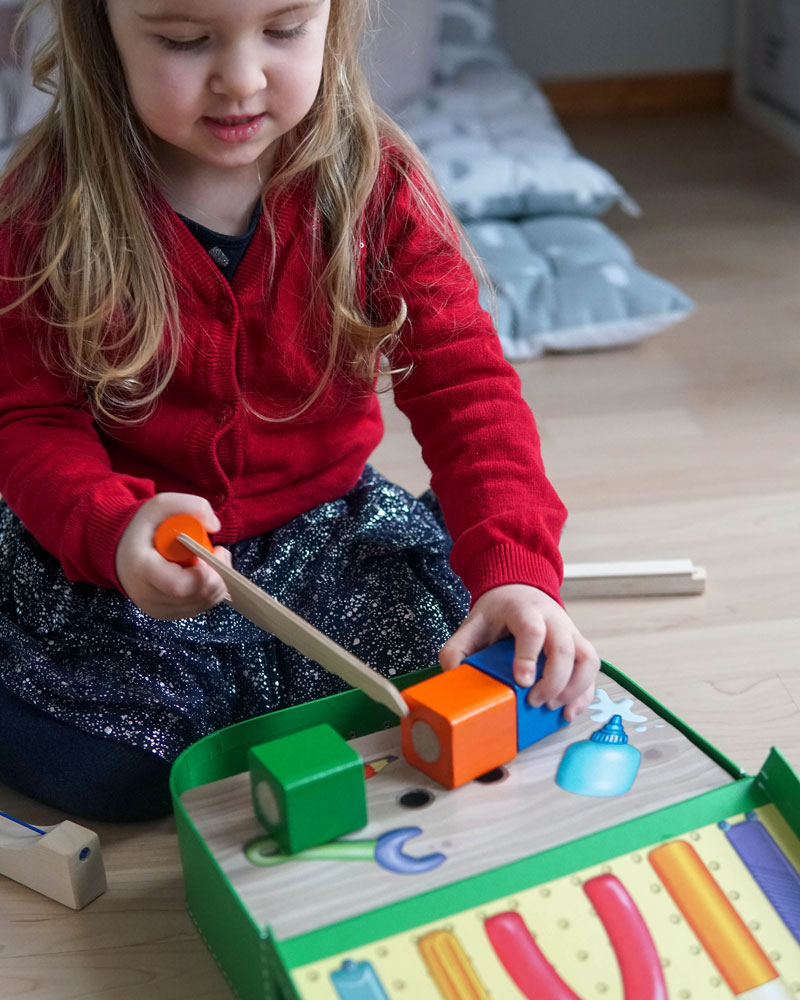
[{"left": 154, "top": 514, "right": 409, "bottom": 719}]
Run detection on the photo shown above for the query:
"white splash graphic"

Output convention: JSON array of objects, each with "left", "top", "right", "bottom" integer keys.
[{"left": 590, "top": 688, "right": 648, "bottom": 725}]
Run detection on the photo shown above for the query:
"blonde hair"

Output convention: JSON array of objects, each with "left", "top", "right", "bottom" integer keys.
[{"left": 0, "top": 0, "right": 465, "bottom": 421}]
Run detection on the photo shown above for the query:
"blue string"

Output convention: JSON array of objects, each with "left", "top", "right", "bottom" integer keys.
[{"left": 0, "top": 809, "right": 46, "bottom": 835}]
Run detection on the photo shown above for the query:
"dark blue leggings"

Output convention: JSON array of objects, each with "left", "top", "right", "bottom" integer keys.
[{"left": 0, "top": 684, "right": 172, "bottom": 822}]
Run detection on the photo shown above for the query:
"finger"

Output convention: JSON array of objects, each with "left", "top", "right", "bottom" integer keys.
[
  {"left": 155, "top": 492, "right": 222, "bottom": 534},
  {"left": 508, "top": 620, "right": 547, "bottom": 688},
  {"left": 211, "top": 545, "right": 232, "bottom": 568},
  {"left": 528, "top": 637, "right": 576, "bottom": 709},
  {"left": 146, "top": 554, "right": 199, "bottom": 598},
  {"left": 146, "top": 571, "right": 225, "bottom": 619},
  {"left": 562, "top": 683, "right": 596, "bottom": 723},
  {"left": 195, "top": 554, "right": 229, "bottom": 604},
  {"left": 146, "top": 539, "right": 230, "bottom": 620},
  {"left": 145, "top": 554, "right": 219, "bottom": 606},
  {"left": 558, "top": 639, "right": 601, "bottom": 711},
  {"left": 439, "top": 614, "right": 494, "bottom": 671},
  {"left": 194, "top": 498, "right": 221, "bottom": 535}
]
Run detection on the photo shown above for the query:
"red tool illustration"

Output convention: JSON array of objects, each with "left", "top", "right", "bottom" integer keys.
[
  {"left": 485, "top": 874, "right": 667, "bottom": 1000},
  {"left": 484, "top": 910, "right": 582, "bottom": 1000},
  {"left": 583, "top": 874, "right": 667, "bottom": 1000}
]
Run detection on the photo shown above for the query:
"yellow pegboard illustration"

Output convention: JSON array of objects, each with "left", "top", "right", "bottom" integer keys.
[{"left": 293, "top": 805, "right": 800, "bottom": 999}]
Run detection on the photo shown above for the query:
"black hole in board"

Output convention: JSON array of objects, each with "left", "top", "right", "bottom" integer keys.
[
  {"left": 474, "top": 766, "right": 508, "bottom": 784},
  {"left": 398, "top": 789, "right": 434, "bottom": 809}
]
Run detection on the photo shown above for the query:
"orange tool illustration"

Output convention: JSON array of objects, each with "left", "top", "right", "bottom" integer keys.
[
  {"left": 418, "top": 929, "right": 490, "bottom": 1000},
  {"left": 649, "top": 840, "right": 794, "bottom": 998}
]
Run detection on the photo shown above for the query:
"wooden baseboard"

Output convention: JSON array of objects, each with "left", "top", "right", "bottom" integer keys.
[{"left": 542, "top": 71, "right": 732, "bottom": 117}]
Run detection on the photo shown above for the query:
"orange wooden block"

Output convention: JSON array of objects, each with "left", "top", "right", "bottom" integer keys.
[{"left": 401, "top": 664, "right": 517, "bottom": 789}]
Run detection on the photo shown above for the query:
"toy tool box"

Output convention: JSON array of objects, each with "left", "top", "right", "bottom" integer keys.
[{"left": 170, "top": 662, "right": 800, "bottom": 1000}]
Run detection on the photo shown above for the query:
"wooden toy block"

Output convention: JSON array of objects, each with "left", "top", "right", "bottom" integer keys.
[
  {"left": 400, "top": 663, "right": 517, "bottom": 789},
  {"left": 248, "top": 723, "right": 367, "bottom": 854},
  {"left": 0, "top": 814, "right": 107, "bottom": 909},
  {"left": 463, "top": 637, "right": 569, "bottom": 751},
  {"left": 562, "top": 558, "right": 706, "bottom": 598}
]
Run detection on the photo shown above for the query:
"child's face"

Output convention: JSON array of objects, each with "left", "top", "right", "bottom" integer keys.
[{"left": 106, "top": 0, "right": 331, "bottom": 178}]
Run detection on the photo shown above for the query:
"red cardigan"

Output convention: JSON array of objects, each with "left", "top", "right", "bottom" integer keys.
[{"left": 0, "top": 159, "right": 567, "bottom": 602}]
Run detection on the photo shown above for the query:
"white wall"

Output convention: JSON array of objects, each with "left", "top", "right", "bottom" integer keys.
[{"left": 498, "top": 0, "right": 733, "bottom": 81}]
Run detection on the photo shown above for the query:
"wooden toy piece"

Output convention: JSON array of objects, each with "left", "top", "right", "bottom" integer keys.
[
  {"left": 562, "top": 558, "right": 706, "bottom": 598},
  {"left": 154, "top": 516, "right": 409, "bottom": 719},
  {"left": 248, "top": 723, "right": 367, "bottom": 854},
  {"left": 463, "top": 636, "right": 569, "bottom": 751},
  {"left": 401, "top": 663, "right": 517, "bottom": 789},
  {"left": 0, "top": 813, "right": 107, "bottom": 909},
  {"left": 153, "top": 513, "right": 213, "bottom": 567}
]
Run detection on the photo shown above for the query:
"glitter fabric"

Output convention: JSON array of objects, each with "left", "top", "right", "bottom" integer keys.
[{"left": 0, "top": 467, "right": 469, "bottom": 761}]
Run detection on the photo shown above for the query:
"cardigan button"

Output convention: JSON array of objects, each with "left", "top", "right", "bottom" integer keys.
[
  {"left": 214, "top": 404, "right": 234, "bottom": 424},
  {"left": 216, "top": 297, "right": 235, "bottom": 322}
]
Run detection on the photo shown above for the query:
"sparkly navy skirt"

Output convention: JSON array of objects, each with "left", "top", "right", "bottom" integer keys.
[{"left": 0, "top": 467, "right": 469, "bottom": 761}]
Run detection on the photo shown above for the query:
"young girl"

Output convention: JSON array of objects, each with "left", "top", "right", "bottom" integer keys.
[{"left": 0, "top": 0, "right": 599, "bottom": 822}]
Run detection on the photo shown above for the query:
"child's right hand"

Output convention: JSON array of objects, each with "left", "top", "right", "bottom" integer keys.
[{"left": 115, "top": 493, "right": 231, "bottom": 620}]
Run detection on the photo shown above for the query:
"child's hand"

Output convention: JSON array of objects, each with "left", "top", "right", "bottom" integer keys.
[
  {"left": 115, "top": 493, "right": 232, "bottom": 620},
  {"left": 439, "top": 584, "right": 599, "bottom": 722}
]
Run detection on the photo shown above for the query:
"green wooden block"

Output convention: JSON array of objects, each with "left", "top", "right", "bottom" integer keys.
[{"left": 248, "top": 723, "right": 367, "bottom": 854}]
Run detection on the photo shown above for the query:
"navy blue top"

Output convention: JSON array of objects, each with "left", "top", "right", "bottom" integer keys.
[{"left": 178, "top": 201, "right": 262, "bottom": 282}]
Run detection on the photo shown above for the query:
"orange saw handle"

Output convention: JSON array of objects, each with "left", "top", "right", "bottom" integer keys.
[{"left": 154, "top": 514, "right": 214, "bottom": 567}]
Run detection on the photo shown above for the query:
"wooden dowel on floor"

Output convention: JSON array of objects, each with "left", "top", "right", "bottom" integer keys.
[{"left": 562, "top": 559, "right": 707, "bottom": 599}]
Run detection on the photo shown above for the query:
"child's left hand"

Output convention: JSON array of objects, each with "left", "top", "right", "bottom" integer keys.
[{"left": 439, "top": 584, "right": 599, "bottom": 722}]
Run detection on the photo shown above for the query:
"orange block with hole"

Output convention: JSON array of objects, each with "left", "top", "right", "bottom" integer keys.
[{"left": 400, "top": 663, "right": 517, "bottom": 789}]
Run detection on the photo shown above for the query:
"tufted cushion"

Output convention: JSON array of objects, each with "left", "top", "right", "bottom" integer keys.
[
  {"left": 398, "top": 65, "right": 636, "bottom": 220},
  {"left": 466, "top": 215, "right": 694, "bottom": 358}
]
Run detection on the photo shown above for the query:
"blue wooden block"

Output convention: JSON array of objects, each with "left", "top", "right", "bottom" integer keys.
[{"left": 463, "top": 637, "right": 569, "bottom": 751}]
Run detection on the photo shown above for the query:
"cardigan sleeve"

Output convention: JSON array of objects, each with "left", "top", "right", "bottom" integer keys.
[
  {"left": 0, "top": 235, "right": 156, "bottom": 590},
  {"left": 371, "top": 158, "right": 567, "bottom": 604}
]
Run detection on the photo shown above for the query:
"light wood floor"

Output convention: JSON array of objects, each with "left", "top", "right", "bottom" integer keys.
[{"left": 2, "top": 111, "right": 799, "bottom": 998}]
